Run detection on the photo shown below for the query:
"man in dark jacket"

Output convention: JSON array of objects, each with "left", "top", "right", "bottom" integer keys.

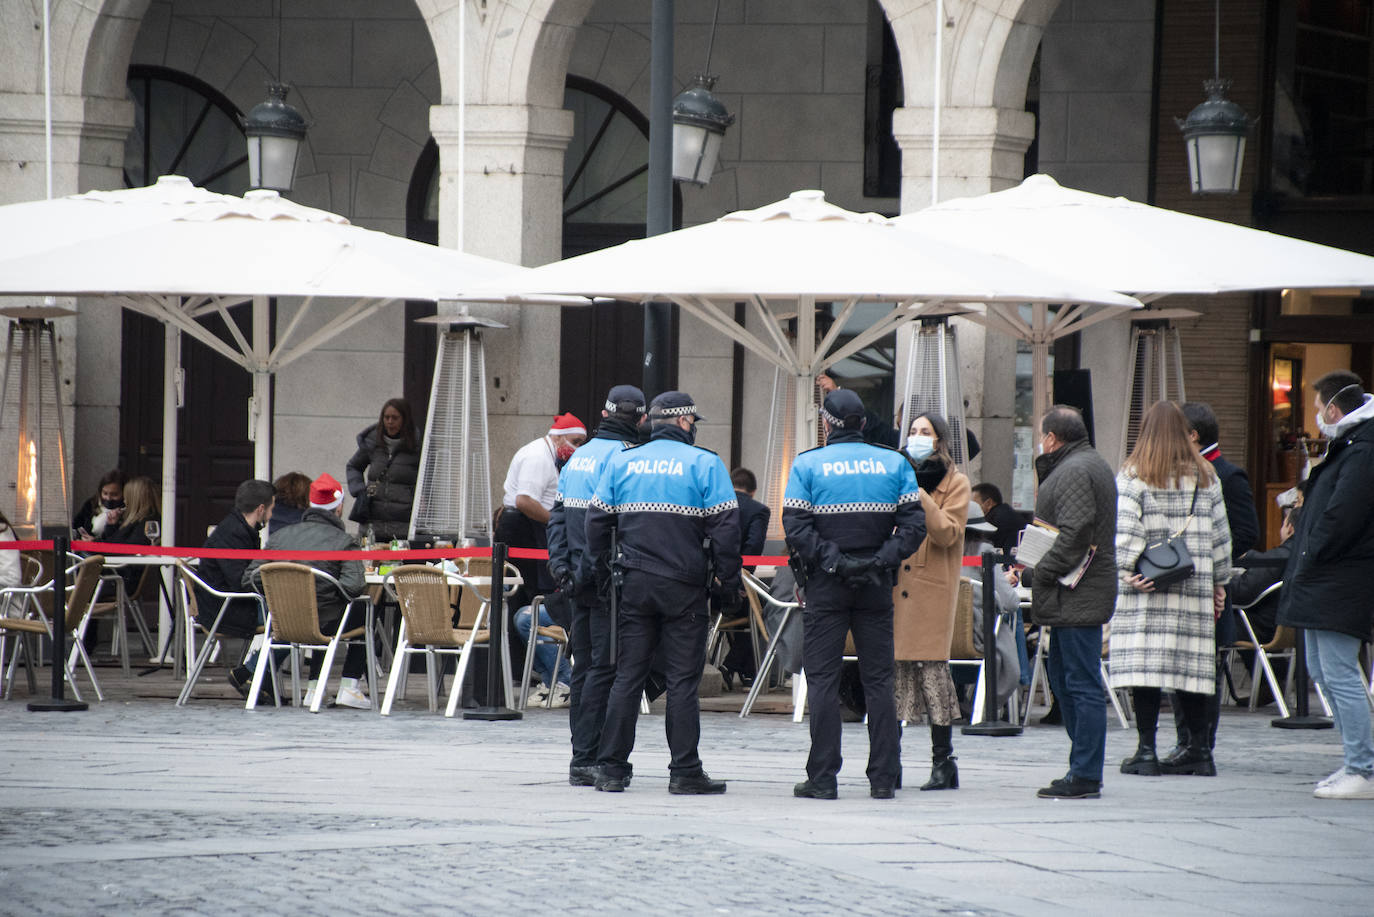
[
  {"left": 1026, "top": 405, "right": 1117, "bottom": 800},
  {"left": 1172, "top": 402, "right": 1260, "bottom": 757},
  {"left": 203, "top": 480, "right": 274, "bottom": 702},
  {"left": 972, "top": 482, "right": 1022, "bottom": 554},
  {"left": 244, "top": 473, "right": 370, "bottom": 710},
  {"left": 1277, "top": 370, "right": 1374, "bottom": 799}
]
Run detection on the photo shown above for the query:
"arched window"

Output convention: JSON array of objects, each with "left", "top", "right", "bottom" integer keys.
[{"left": 124, "top": 65, "right": 248, "bottom": 192}]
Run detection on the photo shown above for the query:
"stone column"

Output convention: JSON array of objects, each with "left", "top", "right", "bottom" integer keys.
[
  {"left": 429, "top": 101, "right": 574, "bottom": 471},
  {"left": 893, "top": 104, "right": 1034, "bottom": 495}
]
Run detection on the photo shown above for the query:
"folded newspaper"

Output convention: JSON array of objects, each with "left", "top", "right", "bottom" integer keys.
[{"left": 1016, "top": 519, "right": 1095, "bottom": 589}]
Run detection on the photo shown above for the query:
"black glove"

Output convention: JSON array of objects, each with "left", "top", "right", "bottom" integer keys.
[
  {"left": 711, "top": 580, "right": 744, "bottom": 614},
  {"left": 553, "top": 567, "right": 577, "bottom": 595},
  {"left": 833, "top": 553, "right": 883, "bottom": 589}
]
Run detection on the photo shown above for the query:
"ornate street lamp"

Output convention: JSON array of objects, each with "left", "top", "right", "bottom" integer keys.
[
  {"left": 671, "top": 1, "right": 733, "bottom": 186},
  {"left": 1176, "top": 1, "right": 1252, "bottom": 194},
  {"left": 672, "top": 75, "right": 734, "bottom": 185},
  {"left": 243, "top": 82, "right": 307, "bottom": 193}
]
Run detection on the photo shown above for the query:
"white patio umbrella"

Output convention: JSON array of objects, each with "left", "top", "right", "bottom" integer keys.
[
  {"left": 0, "top": 175, "right": 528, "bottom": 545},
  {"left": 464, "top": 189, "right": 1142, "bottom": 514},
  {"left": 894, "top": 174, "right": 1374, "bottom": 425}
]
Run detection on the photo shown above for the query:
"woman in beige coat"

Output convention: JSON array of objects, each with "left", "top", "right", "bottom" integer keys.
[{"left": 893, "top": 411, "right": 970, "bottom": 790}]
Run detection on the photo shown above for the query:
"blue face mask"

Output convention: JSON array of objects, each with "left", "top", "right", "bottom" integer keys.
[{"left": 905, "top": 435, "right": 935, "bottom": 461}]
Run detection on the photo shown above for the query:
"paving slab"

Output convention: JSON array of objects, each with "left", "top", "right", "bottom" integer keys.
[{"left": 1, "top": 670, "right": 1372, "bottom": 916}]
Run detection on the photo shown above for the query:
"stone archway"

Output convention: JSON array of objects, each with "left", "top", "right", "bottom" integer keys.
[{"left": 876, "top": 0, "right": 1061, "bottom": 209}]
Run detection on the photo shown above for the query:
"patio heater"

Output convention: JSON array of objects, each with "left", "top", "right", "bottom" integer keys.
[
  {"left": 1119, "top": 319, "right": 1186, "bottom": 461},
  {"left": 408, "top": 313, "right": 503, "bottom": 544},
  {"left": 759, "top": 359, "right": 821, "bottom": 542},
  {"left": 0, "top": 305, "right": 73, "bottom": 539},
  {"left": 898, "top": 316, "right": 969, "bottom": 470}
]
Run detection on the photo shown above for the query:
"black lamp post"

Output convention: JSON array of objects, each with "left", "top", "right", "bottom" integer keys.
[
  {"left": 1176, "top": 1, "right": 1251, "bottom": 194},
  {"left": 243, "top": 82, "right": 307, "bottom": 193}
]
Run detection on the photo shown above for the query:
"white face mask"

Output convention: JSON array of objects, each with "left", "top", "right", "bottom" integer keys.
[
  {"left": 1317, "top": 383, "right": 1363, "bottom": 437},
  {"left": 906, "top": 435, "right": 935, "bottom": 461}
]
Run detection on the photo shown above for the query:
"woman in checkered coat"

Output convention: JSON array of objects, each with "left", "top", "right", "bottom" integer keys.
[{"left": 1109, "top": 401, "right": 1232, "bottom": 778}]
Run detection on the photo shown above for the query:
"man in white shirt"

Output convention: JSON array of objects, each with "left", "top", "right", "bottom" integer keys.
[{"left": 497, "top": 413, "right": 586, "bottom": 603}]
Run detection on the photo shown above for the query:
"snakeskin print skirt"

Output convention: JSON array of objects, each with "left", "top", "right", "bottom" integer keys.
[{"left": 894, "top": 659, "right": 961, "bottom": 725}]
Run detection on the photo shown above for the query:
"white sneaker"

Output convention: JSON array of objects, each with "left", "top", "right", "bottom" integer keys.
[
  {"left": 550, "top": 682, "right": 572, "bottom": 708},
  {"left": 335, "top": 677, "right": 372, "bottom": 710},
  {"left": 1314, "top": 770, "right": 1374, "bottom": 799},
  {"left": 529, "top": 684, "right": 552, "bottom": 706},
  {"left": 1317, "top": 766, "right": 1348, "bottom": 789}
]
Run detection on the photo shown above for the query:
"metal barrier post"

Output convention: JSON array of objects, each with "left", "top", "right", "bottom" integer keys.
[
  {"left": 465, "top": 541, "right": 522, "bottom": 721},
  {"left": 29, "top": 536, "right": 87, "bottom": 712}
]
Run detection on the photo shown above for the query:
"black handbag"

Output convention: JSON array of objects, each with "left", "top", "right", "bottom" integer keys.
[
  {"left": 347, "top": 492, "right": 371, "bottom": 523},
  {"left": 1135, "top": 484, "right": 1198, "bottom": 590}
]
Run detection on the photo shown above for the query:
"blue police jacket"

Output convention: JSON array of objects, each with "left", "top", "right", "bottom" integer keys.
[
  {"left": 781, "top": 427, "right": 925, "bottom": 573},
  {"left": 546, "top": 429, "right": 634, "bottom": 595},
  {"left": 585, "top": 426, "right": 742, "bottom": 589}
]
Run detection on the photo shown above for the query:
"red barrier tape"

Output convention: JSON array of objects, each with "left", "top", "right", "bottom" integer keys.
[{"left": 0, "top": 539, "right": 998, "bottom": 568}]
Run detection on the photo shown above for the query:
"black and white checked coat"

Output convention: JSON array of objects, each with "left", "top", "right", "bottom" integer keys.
[{"left": 1109, "top": 472, "right": 1233, "bottom": 695}]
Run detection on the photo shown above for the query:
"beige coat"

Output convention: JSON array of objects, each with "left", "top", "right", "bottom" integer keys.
[{"left": 893, "top": 467, "right": 970, "bottom": 661}]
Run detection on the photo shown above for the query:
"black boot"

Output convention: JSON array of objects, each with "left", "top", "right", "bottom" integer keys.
[
  {"left": 921, "top": 725, "right": 959, "bottom": 791},
  {"left": 1159, "top": 745, "right": 1216, "bottom": 776},
  {"left": 1120, "top": 744, "right": 1161, "bottom": 776}
]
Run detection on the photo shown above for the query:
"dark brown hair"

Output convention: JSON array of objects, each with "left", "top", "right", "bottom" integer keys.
[{"left": 273, "top": 472, "right": 311, "bottom": 510}]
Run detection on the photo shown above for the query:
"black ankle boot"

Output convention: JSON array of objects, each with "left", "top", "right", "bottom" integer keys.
[
  {"left": 1159, "top": 745, "right": 1216, "bottom": 776},
  {"left": 1120, "top": 744, "right": 1161, "bottom": 776},
  {"left": 920, "top": 756, "right": 959, "bottom": 790}
]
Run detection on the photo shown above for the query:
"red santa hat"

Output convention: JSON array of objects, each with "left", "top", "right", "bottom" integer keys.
[
  {"left": 309, "top": 472, "right": 345, "bottom": 510},
  {"left": 549, "top": 412, "right": 586, "bottom": 438}
]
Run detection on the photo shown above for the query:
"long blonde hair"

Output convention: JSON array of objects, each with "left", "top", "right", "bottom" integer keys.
[
  {"left": 122, "top": 476, "right": 161, "bottom": 526},
  {"left": 1123, "top": 401, "right": 1215, "bottom": 489}
]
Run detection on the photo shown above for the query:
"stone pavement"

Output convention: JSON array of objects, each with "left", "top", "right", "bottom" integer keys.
[{"left": 0, "top": 681, "right": 1371, "bottom": 916}]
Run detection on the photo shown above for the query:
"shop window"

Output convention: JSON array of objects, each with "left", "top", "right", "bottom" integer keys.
[{"left": 1269, "top": 1, "right": 1374, "bottom": 197}]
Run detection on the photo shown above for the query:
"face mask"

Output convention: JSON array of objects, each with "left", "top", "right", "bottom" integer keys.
[
  {"left": 905, "top": 435, "right": 935, "bottom": 461},
  {"left": 556, "top": 443, "right": 576, "bottom": 462},
  {"left": 1036, "top": 441, "right": 1045, "bottom": 457},
  {"left": 101, "top": 498, "right": 124, "bottom": 510},
  {"left": 685, "top": 422, "right": 698, "bottom": 445},
  {"left": 254, "top": 518, "right": 267, "bottom": 532}
]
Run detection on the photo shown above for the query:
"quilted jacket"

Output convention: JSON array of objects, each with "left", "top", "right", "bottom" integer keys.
[{"left": 1029, "top": 439, "right": 1118, "bottom": 627}]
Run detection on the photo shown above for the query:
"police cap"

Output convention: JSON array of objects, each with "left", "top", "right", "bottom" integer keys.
[
  {"left": 604, "top": 384, "right": 646, "bottom": 415},
  {"left": 820, "top": 388, "right": 866, "bottom": 429},
  {"left": 648, "top": 390, "right": 705, "bottom": 422}
]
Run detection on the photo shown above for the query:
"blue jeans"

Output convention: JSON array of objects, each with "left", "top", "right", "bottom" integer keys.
[
  {"left": 1305, "top": 629, "right": 1374, "bottom": 778},
  {"left": 513, "top": 605, "right": 572, "bottom": 687},
  {"left": 1046, "top": 625, "right": 1107, "bottom": 783}
]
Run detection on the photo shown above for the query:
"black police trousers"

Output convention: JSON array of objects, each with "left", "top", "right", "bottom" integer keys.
[
  {"left": 596, "top": 571, "right": 709, "bottom": 780},
  {"left": 801, "top": 572, "right": 901, "bottom": 788},
  {"left": 569, "top": 594, "right": 615, "bottom": 767}
]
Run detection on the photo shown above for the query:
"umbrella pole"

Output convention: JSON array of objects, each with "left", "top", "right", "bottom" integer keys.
[
  {"left": 251, "top": 295, "right": 271, "bottom": 481},
  {"left": 1031, "top": 304, "right": 1051, "bottom": 438}
]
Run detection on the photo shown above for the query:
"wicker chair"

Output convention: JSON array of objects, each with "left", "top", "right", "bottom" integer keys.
[
  {"left": 173, "top": 561, "right": 265, "bottom": 706},
  {"left": 380, "top": 564, "right": 489, "bottom": 716},
  {"left": 82, "top": 563, "right": 158, "bottom": 674},
  {"left": 517, "top": 594, "right": 569, "bottom": 710},
  {"left": 1, "top": 555, "right": 106, "bottom": 702},
  {"left": 248, "top": 562, "right": 376, "bottom": 714}
]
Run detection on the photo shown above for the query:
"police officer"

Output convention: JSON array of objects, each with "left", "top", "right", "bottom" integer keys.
[
  {"left": 784, "top": 388, "right": 925, "bottom": 800},
  {"left": 586, "top": 391, "right": 742, "bottom": 794},
  {"left": 547, "top": 384, "right": 647, "bottom": 787}
]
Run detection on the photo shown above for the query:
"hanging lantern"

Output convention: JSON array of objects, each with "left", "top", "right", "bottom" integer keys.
[
  {"left": 672, "top": 75, "right": 735, "bottom": 186},
  {"left": 243, "top": 82, "right": 308, "bottom": 193}
]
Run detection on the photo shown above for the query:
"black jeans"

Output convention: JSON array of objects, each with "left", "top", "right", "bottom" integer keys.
[
  {"left": 800, "top": 573, "right": 900, "bottom": 788},
  {"left": 596, "top": 573, "right": 709, "bottom": 779}
]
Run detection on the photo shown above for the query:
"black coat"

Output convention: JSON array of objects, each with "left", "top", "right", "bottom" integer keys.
[
  {"left": 1029, "top": 439, "right": 1117, "bottom": 628},
  {"left": 985, "top": 502, "right": 1022, "bottom": 554},
  {"left": 345, "top": 424, "right": 420, "bottom": 538},
  {"left": 197, "top": 511, "right": 262, "bottom": 634},
  {"left": 1212, "top": 454, "right": 1259, "bottom": 561},
  {"left": 1277, "top": 414, "right": 1374, "bottom": 640},
  {"left": 736, "top": 491, "right": 771, "bottom": 557}
]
